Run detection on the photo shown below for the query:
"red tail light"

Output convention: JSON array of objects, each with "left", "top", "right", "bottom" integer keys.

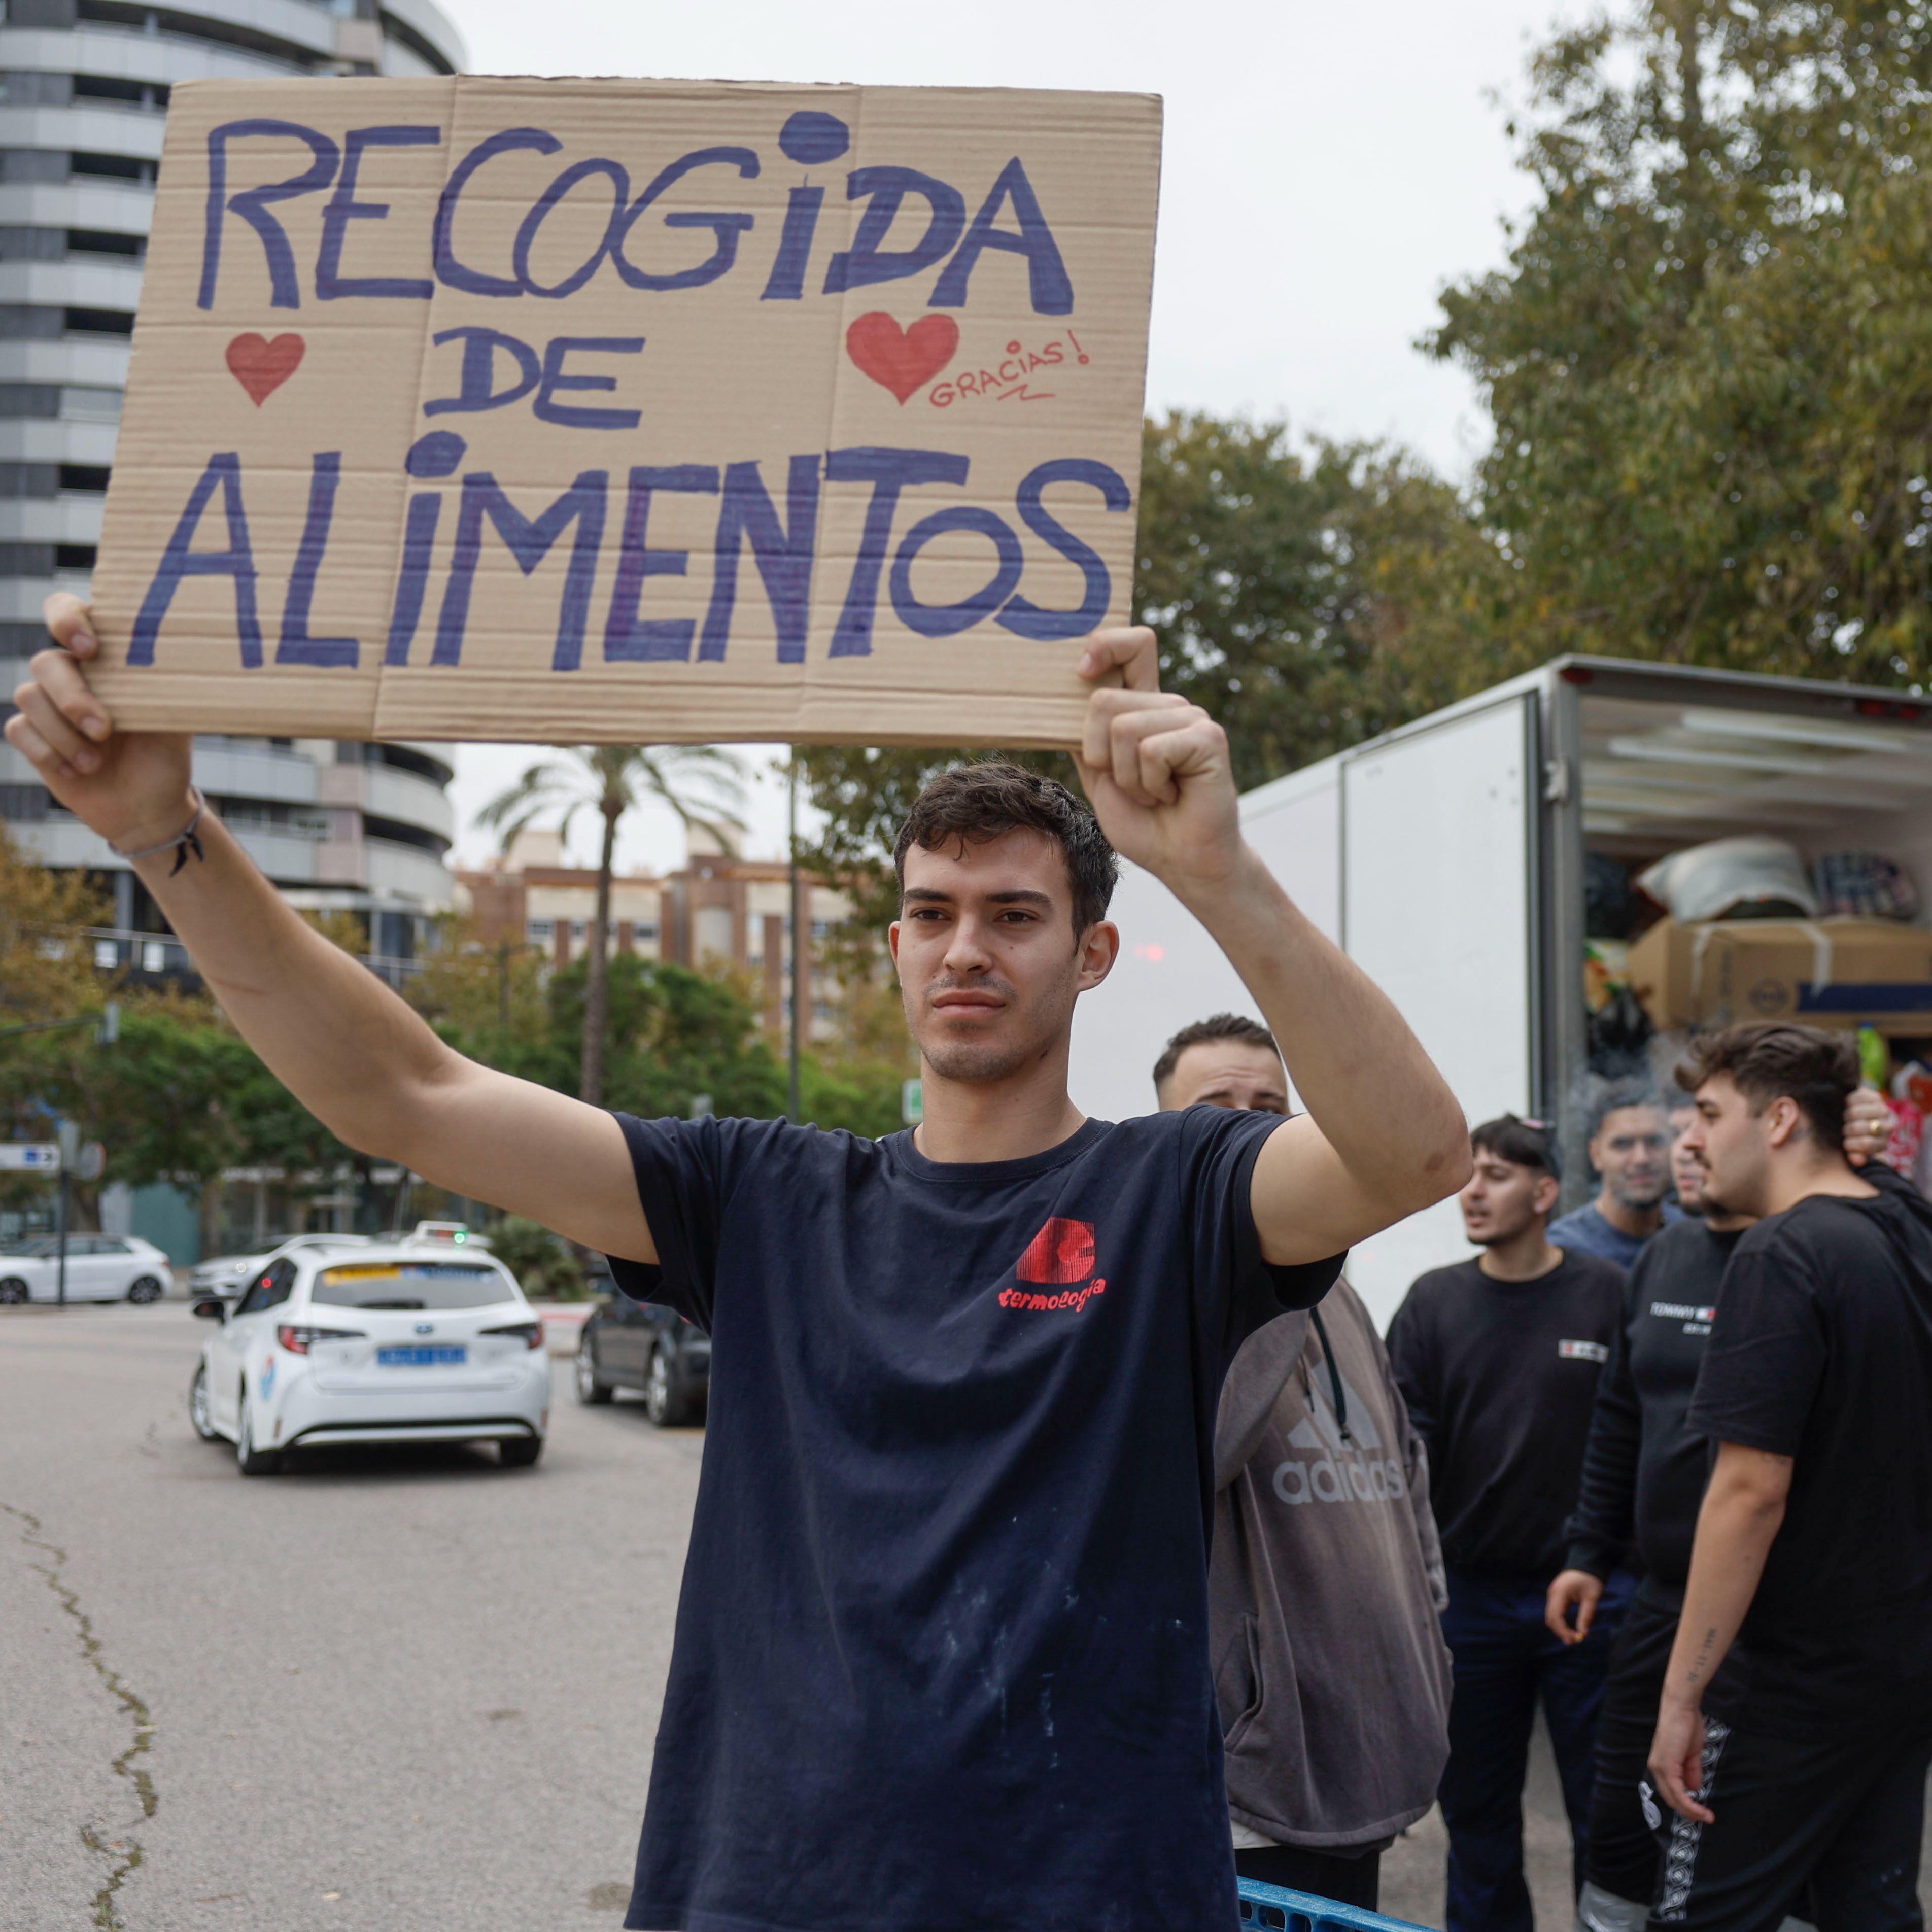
[
  {"left": 482, "top": 1321, "right": 546, "bottom": 1350},
  {"left": 277, "top": 1325, "right": 364, "bottom": 1355}
]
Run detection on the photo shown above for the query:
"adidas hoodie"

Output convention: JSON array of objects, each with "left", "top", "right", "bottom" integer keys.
[{"left": 1209, "top": 1279, "right": 1453, "bottom": 1850}]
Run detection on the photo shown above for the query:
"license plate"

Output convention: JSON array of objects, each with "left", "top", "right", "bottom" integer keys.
[{"left": 376, "top": 1346, "right": 467, "bottom": 1367}]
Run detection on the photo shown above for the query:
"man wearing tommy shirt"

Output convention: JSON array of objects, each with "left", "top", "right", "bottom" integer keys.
[
  {"left": 1390, "top": 1117, "right": 1629, "bottom": 1932},
  {"left": 8, "top": 603, "right": 1470, "bottom": 1932}
]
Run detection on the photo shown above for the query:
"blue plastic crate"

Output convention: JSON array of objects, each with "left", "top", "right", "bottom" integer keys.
[{"left": 1237, "top": 1876, "right": 1435, "bottom": 1931}]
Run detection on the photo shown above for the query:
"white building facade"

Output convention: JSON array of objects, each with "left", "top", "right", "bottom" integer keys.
[{"left": 0, "top": 0, "right": 467, "bottom": 981}]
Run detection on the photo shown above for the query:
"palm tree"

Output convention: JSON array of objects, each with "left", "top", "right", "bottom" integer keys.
[{"left": 477, "top": 746, "right": 748, "bottom": 1107}]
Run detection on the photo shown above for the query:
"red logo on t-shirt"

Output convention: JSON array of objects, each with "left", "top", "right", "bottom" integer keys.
[
  {"left": 1016, "top": 1217, "right": 1095, "bottom": 1284},
  {"left": 1001, "top": 1219, "right": 1106, "bottom": 1311}
]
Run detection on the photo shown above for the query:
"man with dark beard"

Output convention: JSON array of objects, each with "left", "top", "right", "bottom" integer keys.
[{"left": 1550, "top": 1083, "right": 1683, "bottom": 1269}]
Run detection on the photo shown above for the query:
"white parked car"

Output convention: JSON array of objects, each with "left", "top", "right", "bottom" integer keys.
[
  {"left": 0, "top": 1235, "right": 172, "bottom": 1304},
  {"left": 188, "top": 1238, "right": 549, "bottom": 1475},
  {"left": 188, "top": 1231, "right": 371, "bottom": 1299}
]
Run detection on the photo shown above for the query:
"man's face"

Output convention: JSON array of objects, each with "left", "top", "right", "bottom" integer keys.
[
  {"left": 1677, "top": 1075, "right": 1776, "bottom": 1218},
  {"left": 1158, "top": 1041, "right": 1289, "bottom": 1115},
  {"left": 1459, "top": 1150, "right": 1558, "bottom": 1247},
  {"left": 889, "top": 829, "right": 1116, "bottom": 1084},
  {"left": 1589, "top": 1105, "right": 1671, "bottom": 1209},
  {"left": 1669, "top": 1102, "right": 1708, "bottom": 1213}
]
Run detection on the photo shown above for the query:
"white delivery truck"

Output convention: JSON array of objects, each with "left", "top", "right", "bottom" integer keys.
[{"left": 1067, "top": 653, "right": 1932, "bottom": 1327}]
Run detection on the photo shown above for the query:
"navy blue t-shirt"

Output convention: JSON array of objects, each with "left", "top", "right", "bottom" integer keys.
[{"left": 604, "top": 1107, "right": 1343, "bottom": 1932}]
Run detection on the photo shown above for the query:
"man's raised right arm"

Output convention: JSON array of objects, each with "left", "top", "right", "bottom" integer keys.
[{"left": 9, "top": 595, "right": 657, "bottom": 1265}]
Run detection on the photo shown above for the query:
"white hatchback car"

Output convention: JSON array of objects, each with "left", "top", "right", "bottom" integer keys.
[
  {"left": 0, "top": 1234, "right": 172, "bottom": 1304},
  {"left": 188, "top": 1239, "right": 550, "bottom": 1474}
]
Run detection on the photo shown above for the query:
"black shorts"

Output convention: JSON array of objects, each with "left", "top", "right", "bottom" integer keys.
[{"left": 1646, "top": 1716, "right": 1932, "bottom": 1931}]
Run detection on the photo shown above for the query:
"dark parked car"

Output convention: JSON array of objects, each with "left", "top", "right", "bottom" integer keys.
[{"left": 575, "top": 1281, "right": 709, "bottom": 1427}]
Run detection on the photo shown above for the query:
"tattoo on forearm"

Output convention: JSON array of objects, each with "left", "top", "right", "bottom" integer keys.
[{"left": 1683, "top": 1625, "right": 1719, "bottom": 1690}]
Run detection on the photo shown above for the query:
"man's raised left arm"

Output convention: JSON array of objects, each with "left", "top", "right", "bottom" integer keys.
[{"left": 1075, "top": 630, "right": 1470, "bottom": 1266}]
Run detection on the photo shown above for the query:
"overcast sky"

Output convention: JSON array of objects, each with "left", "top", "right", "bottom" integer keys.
[{"left": 437, "top": 0, "right": 1586, "bottom": 872}]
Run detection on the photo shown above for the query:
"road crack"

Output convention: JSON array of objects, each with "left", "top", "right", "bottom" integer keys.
[{"left": 1, "top": 1502, "right": 156, "bottom": 1928}]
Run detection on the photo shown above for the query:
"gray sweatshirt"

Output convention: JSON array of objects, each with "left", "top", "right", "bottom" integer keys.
[{"left": 1211, "top": 1280, "right": 1453, "bottom": 1849}]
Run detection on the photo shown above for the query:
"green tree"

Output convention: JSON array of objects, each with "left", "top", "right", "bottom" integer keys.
[
  {"left": 476, "top": 746, "right": 748, "bottom": 1108},
  {"left": 406, "top": 913, "right": 555, "bottom": 1081},
  {"left": 0, "top": 834, "right": 110, "bottom": 1220},
  {"left": 1138, "top": 415, "right": 1505, "bottom": 787},
  {"left": 1429, "top": 0, "right": 1932, "bottom": 684},
  {"left": 0, "top": 827, "right": 106, "bottom": 1032},
  {"left": 489, "top": 1214, "right": 588, "bottom": 1300}
]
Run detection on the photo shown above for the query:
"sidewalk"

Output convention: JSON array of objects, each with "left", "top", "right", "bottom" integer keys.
[{"left": 529, "top": 1300, "right": 594, "bottom": 1356}]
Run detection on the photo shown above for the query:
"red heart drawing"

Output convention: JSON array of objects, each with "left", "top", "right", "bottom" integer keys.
[
  {"left": 845, "top": 312, "right": 959, "bottom": 404},
  {"left": 225, "top": 332, "right": 305, "bottom": 406}
]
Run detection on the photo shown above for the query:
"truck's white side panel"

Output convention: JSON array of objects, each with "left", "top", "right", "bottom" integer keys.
[
  {"left": 1067, "top": 769, "right": 1342, "bottom": 1125},
  {"left": 1340, "top": 696, "right": 1538, "bottom": 1327},
  {"left": 1071, "top": 698, "right": 1534, "bottom": 1333}
]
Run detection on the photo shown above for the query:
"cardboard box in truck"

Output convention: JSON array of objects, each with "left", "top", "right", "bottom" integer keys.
[{"left": 1628, "top": 917, "right": 1932, "bottom": 1031}]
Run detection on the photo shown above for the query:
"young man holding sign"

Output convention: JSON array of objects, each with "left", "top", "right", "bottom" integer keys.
[{"left": 11, "top": 600, "right": 1468, "bottom": 1931}]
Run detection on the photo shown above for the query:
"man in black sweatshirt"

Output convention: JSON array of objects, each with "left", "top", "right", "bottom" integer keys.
[
  {"left": 1546, "top": 1087, "right": 1899, "bottom": 1932},
  {"left": 1389, "top": 1116, "right": 1629, "bottom": 1932}
]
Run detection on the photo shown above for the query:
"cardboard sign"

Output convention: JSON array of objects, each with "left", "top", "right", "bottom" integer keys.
[{"left": 86, "top": 78, "right": 1161, "bottom": 747}]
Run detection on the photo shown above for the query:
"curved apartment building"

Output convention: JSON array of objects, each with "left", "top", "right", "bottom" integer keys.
[{"left": 0, "top": 0, "right": 468, "bottom": 981}]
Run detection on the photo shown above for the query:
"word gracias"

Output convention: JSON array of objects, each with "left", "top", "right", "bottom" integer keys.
[
  {"left": 130, "top": 434, "right": 1133, "bottom": 670},
  {"left": 199, "top": 108, "right": 1075, "bottom": 316}
]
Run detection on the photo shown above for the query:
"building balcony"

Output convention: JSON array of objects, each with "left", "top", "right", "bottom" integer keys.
[
  {"left": 0, "top": 260, "right": 146, "bottom": 310},
  {"left": 192, "top": 737, "right": 321, "bottom": 807},
  {"left": 366, "top": 835, "right": 453, "bottom": 908},
  {"left": 316, "top": 757, "right": 455, "bottom": 842},
  {"left": 58, "top": 0, "right": 344, "bottom": 67},
  {"left": 0, "top": 103, "right": 168, "bottom": 158},
  {"left": 0, "top": 494, "right": 101, "bottom": 542},
  {"left": 382, "top": 0, "right": 466, "bottom": 70},
  {"left": 0, "top": 178, "right": 163, "bottom": 229},
  {"left": 313, "top": 832, "right": 453, "bottom": 909},
  {"left": 0, "top": 335, "right": 131, "bottom": 385}
]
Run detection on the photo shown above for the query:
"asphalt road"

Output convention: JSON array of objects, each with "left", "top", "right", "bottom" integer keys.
[
  {"left": 11, "top": 1300, "right": 1911, "bottom": 1932},
  {"left": 1, "top": 1300, "right": 699, "bottom": 1931}
]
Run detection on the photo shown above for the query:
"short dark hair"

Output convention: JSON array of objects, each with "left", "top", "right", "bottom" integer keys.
[
  {"left": 892, "top": 762, "right": 1118, "bottom": 938},
  {"left": 1674, "top": 1022, "right": 1858, "bottom": 1155},
  {"left": 1470, "top": 1113, "right": 1562, "bottom": 1181},
  {"left": 1151, "top": 1013, "right": 1280, "bottom": 1096},
  {"left": 1586, "top": 1078, "right": 1663, "bottom": 1142}
]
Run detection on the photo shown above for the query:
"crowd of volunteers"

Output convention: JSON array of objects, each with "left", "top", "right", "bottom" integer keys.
[
  {"left": 1192, "top": 1015, "right": 1928, "bottom": 1932},
  {"left": 11, "top": 606, "right": 1930, "bottom": 1932}
]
